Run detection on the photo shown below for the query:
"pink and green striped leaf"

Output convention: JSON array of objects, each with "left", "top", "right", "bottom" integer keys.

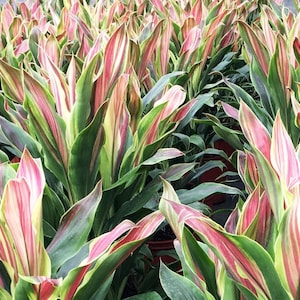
[
  {"left": 239, "top": 101, "right": 271, "bottom": 162},
  {"left": 236, "top": 187, "right": 274, "bottom": 249},
  {"left": 267, "top": 34, "right": 292, "bottom": 124},
  {"left": 0, "top": 59, "right": 24, "bottom": 104},
  {"left": 271, "top": 113, "right": 300, "bottom": 191},
  {"left": 146, "top": 85, "right": 186, "bottom": 144},
  {"left": 61, "top": 211, "right": 164, "bottom": 299},
  {"left": 0, "top": 150, "right": 50, "bottom": 288},
  {"left": 137, "top": 20, "right": 164, "bottom": 82},
  {"left": 94, "top": 24, "right": 129, "bottom": 113},
  {"left": 60, "top": 219, "right": 135, "bottom": 300},
  {"left": 178, "top": 229, "right": 219, "bottom": 299},
  {"left": 69, "top": 53, "right": 99, "bottom": 145},
  {"left": 155, "top": 19, "right": 172, "bottom": 77},
  {"left": 238, "top": 21, "right": 270, "bottom": 77},
  {"left": 99, "top": 74, "right": 130, "bottom": 188},
  {"left": 275, "top": 198, "right": 300, "bottom": 299},
  {"left": 252, "top": 146, "right": 285, "bottom": 224},
  {"left": 120, "top": 85, "right": 186, "bottom": 172},
  {"left": 14, "top": 276, "right": 61, "bottom": 300},
  {"left": 159, "top": 180, "right": 290, "bottom": 299},
  {"left": 38, "top": 47, "right": 72, "bottom": 122},
  {"left": 47, "top": 181, "right": 103, "bottom": 274},
  {"left": 237, "top": 150, "right": 259, "bottom": 192},
  {"left": 23, "top": 71, "right": 69, "bottom": 192}
]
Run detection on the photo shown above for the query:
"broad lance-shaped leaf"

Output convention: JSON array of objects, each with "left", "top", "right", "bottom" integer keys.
[
  {"left": 268, "top": 34, "right": 291, "bottom": 109},
  {"left": 275, "top": 198, "right": 300, "bottom": 299},
  {"left": 14, "top": 275, "right": 61, "bottom": 300},
  {"left": 16, "top": 149, "right": 46, "bottom": 237},
  {"left": 177, "top": 230, "right": 219, "bottom": 299},
  {"left": 0, "top": 116, "right": 40, "bottom": 159},
  {"left": 23, "top": 71, "right": 69, "bottom": 196},
  {"left": 159, "top": 261, "right": 209, "bottom": 300},
  {"left": 238, "top": 21, "right": 269, "bottom": 77},
  {"left": 0, "top": 149, "right": 50, "bottom": 288},
  {"left": 156, "top": 19, "right": 172, "bottom": 77},
  {"left": 142, "top": 71, "right": 185, "bottom": 110},
  {"left": 47, "top": 181, "right": 103, "bottom": 274},
  {"left": 271, "top": 113, "right": 300, "bottom": 192},
  {"left": 138, "top": 20, "right": 164, "bottom": 81},
  {"left": 68, "top": 102, "right": 106, "bottom": 201},
  {"left": 142, "top": 148, "right": 184, "bottom": 165},
  {"left": 252, "top": 147, "right": 285, "bottom": 224},
  {"left": 60, "top": 220, "right": 134, "bottom": 300},
  {"left": 222, "top": 102, "right": 239, "bottom": 121},
  {"left": 120, "top": 86, "right": 187, "bottom": 173},
  {"left": 38, "top": 46, "right": 72, "bottom": 123},
  {"left": 0, "top": 59, "right": 24, "bottom": 103},
  {"left": 145, "top": 85, "right": 186, "bottom": 145},
  {"left": 94, "top": 24, "right": 129, "bottom": 113},
  {"left": 69, "top": 53, "right": 99, "bottom": 146},
  {"left": 239, "top": 101, "right": 271, "bottom": 162},
  {"left": 61, "top": 211, "right": 164, "bottom": 299},
  {"left": 99, "top": 74, "right": 130, "bottom": 188},
  {"left": 236, "top": 187, "right": 274, "bottom": 249},
  {"left": 238, "top": 150, "right": 260, "bottom": 192},
  {"left": 159, "top": 180, "right": 290, "bottom": 299}
]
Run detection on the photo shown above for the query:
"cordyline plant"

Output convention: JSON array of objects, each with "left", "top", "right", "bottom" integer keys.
[
  {"left": 0, "top": 0, "right": 204, "bottom": 235},
  {"left": 0, "top": 148, "right": 165, "bottom": 299},
  {"left": 220, "top": 1, "right": 300, "bottom": 146},
  {"left": 156, "top": 100, "right": 300, "bottom": 299},
  {"left": 0, "top": 0, "right": 249, "bottom": 238}
]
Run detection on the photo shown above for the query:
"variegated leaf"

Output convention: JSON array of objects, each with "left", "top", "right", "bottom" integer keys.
[{"left": 275, "top": 198, "right": 300, "bottom": 299}]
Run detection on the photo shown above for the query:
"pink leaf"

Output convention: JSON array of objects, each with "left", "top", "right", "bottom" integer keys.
[
  {"left": 239, "top": 101, "right": 271, "bottom": 161},
  {"left": 100, "top": 74, "right": 130, "bottom": 187},
  {"left": 94, "top": 25, "right": 129, "bottom": 112},
  {"left": 275, "top": 199, "right": 300, "bottom": 298},
  {"left": 237, "top": 188, "right": 273, "bottom": 248},
  {"left": 17, "top": 148, "right": 45, "bottom": 213},
  {"left": 63, "top": 212, "right": 163, "bottom": 299},
  {"left": 271, "top": 113, "right": 300, "bottom": 190},
  {"left": 222, "top": 102, "right": 239, "bottom": 121}
]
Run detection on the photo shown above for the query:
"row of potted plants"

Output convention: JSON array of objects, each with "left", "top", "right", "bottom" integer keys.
[{"left": 0, "top": 0, "right": 298, "bottom": 298}]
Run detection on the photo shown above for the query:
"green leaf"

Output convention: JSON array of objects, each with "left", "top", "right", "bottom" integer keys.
[
  {"left": 142, "top": 71, "right": 184, "bottom": 110},
  {"left": 124, "top": 291, "right": 162, "bottom": 300},
  {"left": 69, "top": 54, "right": 99, "bottom": 143},
  {"left": 159, "top": 184, "right": 290, "bottom": 299},
  {"left": 181, "top": 228, "right": 219, "bottom": 299},
  {"left": 0, "top": 59, "right": 24, "bottom": 103},
  {"left": 23, "top": 74, "right": 69, "bottom": 192},
  {"left": 275, "top": 200, "right": 300, "bottom": 298},
  {"left": 177, "top": 183, "right": 243, "bottom": 205},
  {"left": 252, "top": 147, "right": 284, "bottom": 224},
  {"left": 225, "top": 79, "right": 273, "bottom": 133},
  {"left": 0, "top": 116, "right": 40, "bottom": 157},
  {"left": 0, "top": 287, "right": 11, "bottom": 300},
  {"left": 14, "top": 275, "right": 61, "bottom": 300},
  {"left": 62, "top": 212, "right": 164, "bottom": 299},
  {"left": 159, "top": 262, "right": 207, "bottom": 300},
  {"left": 0, "top": 163, "right": 16, "bottom": 198},
  {"left": 47, "top": 181, "right": 103, "bottom": 274},
  {"left": 69, "top": 102, "right": 106, "bottom": 200},
  {"left": 142, "top": 148, "right": 183, "bottom": 165}
]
